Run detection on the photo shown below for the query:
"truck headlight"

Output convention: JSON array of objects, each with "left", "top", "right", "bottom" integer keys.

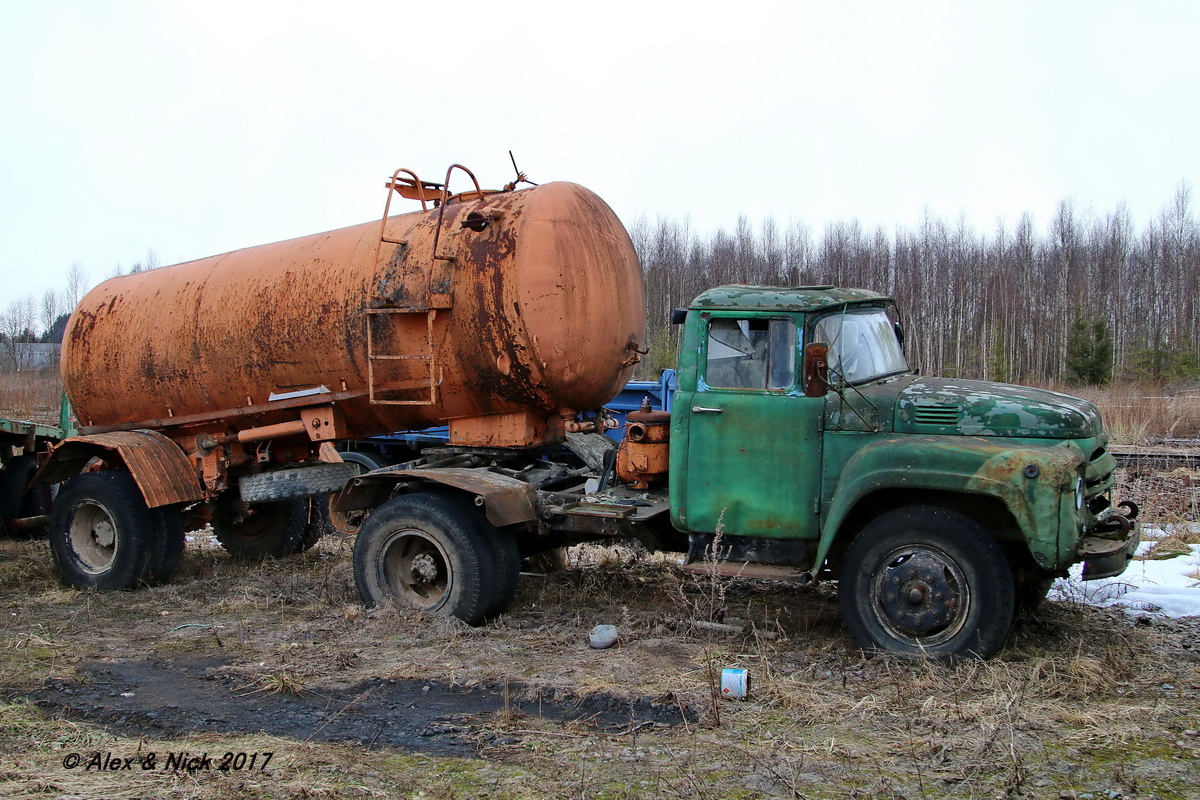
[{"left": 1075, "top": 477, "right": 1085, "bottom": 511}]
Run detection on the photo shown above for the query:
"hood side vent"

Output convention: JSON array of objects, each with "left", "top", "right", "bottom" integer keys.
[{"left": 913, "top": 404, "right": 962, "bottom": 426}]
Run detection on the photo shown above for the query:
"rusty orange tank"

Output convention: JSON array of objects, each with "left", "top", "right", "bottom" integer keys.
[{"left": 62, "top": 170, "right": 646, "bottom": 449}]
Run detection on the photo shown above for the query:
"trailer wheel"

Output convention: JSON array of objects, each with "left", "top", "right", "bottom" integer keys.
[
  {"left": 212, "top": 498, "right": 306, "bottom": 559},
  {"left": 294, "top": 496, "right": 335, "bottom": 553},
  {"left": 0, "top": 455, "right": 48, "bottom": 538},
  {"left": 353, "top": 493, "right": 496, "bottom": 625},
  {"left": 48, "top": 470, "right": 155, "bottom": 591},
  {"left": 839, "top": 506, "right": 1016, "bottom": 659},
  {"left": 144, "top": 505, "right": 187, "bottom": 586}
]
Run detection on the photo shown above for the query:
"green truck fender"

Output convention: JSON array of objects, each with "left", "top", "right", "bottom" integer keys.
[{"left": 811, "top": 435, "right": 1085, "bottom": 577}]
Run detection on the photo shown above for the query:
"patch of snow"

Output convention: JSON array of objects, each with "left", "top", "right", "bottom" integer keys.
[{"left": 1051, "top": 537, "right": 1200, "bottom": 618}]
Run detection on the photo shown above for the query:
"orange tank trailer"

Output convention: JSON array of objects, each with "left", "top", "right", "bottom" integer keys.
[
  {"left": 63, "top": 169, "right": 645, "bottom": 448},
  {"left": 40, "top": 164, "right": 647, "bottom": 591}
]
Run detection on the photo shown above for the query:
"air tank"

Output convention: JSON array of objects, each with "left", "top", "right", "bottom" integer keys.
[{"left": 62, "top": 176, "right": 646, "bottom": 448}]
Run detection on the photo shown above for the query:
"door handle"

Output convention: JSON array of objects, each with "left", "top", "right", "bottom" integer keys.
[{"left": 692, "top": 406, "right": 724, "bottom": 414}]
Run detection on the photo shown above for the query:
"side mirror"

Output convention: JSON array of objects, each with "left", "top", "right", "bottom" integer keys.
[
  {"left": 803, "top": 343, "right": 830, "bottom": 397},
  {"left": 893, "top": 321, "right": 906, "bottom": 347},
  {"left": 671, "top": 308, "right": 687, "bottom": 325}
]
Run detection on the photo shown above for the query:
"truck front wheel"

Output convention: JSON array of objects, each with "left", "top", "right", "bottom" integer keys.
[
  {"left": 353, "top": 493, "right": 497, "bottom": 625},
  {"left": 839, "top": 506, "right": 1016, "bottom": 659},
  {"left": 49, "top": 470, "right": 155, "bottom": 590}
]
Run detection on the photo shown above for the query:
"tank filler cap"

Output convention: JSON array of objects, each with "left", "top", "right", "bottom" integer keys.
[{"left": 461, "top": 209, "right": 505, "bottom": 233}]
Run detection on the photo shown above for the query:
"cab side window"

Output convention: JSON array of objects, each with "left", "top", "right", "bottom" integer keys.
[{"left": 705, "top": 318, "right": 796, "bottom": 390}]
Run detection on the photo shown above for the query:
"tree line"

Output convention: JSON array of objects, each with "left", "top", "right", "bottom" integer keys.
[
  {"left": 6, "top": 187, "right": 1198, "bottom": 389},
  {"left": 0, "top": 253, "right": 158, "bottom": 371},
  {"left": 631, "top": 182, "right": 1199, "bottom": 386}
]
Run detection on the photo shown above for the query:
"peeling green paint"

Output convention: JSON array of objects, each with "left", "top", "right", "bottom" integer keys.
[
  {"left": 897, "top": 377, "right": 1103, "bottom": 438},
  {"left": 690, "top": 284, "right": 889, "bottom": 313}
]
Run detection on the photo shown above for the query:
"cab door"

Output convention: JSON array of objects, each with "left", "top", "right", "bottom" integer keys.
[{"left": 680, "top": 314, "right": 823, "bottom": 540}]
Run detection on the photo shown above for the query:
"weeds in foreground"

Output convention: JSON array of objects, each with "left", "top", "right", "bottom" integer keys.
[{"left": 240, "top": 672, "right": 307, "bottom": 696}]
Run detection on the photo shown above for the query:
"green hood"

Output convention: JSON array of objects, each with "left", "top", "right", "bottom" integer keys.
[{"left": 894, "top": 377, "right": 1102, "bottom": 438}]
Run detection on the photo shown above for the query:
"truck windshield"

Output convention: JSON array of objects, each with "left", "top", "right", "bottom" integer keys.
[{"left": 813, "top": 307, "right": 908, "bottom": 384}]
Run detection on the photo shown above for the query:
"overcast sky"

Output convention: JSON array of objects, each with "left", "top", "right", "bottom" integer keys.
[{"left": 2, "top": 1, "right": 1197, "bottom": 313}]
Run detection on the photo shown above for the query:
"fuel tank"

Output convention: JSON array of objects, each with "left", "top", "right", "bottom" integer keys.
[{"left": 62, "top": 178, "right": 646, "bottom": 448}]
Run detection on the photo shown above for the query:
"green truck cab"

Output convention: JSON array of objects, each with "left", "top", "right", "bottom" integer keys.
[{"left": 668, "top": 285, "right": 1138, "bottom": 657}]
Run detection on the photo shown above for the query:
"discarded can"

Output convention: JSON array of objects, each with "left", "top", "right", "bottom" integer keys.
[
  {"left": 720, "top": 668, "right": 750, "bottom": 699},
  {"left": 589, "top": 624, "right": 618, "bottom": 649}
]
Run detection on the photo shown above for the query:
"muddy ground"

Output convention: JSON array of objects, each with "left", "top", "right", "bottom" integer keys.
[{"left": 2, "top": 469, "right": 1199, "bottom": 799}]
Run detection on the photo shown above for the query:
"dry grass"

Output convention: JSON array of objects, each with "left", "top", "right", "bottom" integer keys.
[
  {"left": 0, "top": 475, "right": 1197, "bottom": 798},
  {"left": 0, "top": 367, "right": 63, "bottom": 425},
  {"left": 1064, "top": 381, "right": 1200, "bottom": 445},
  {"left": 4, "top": 522, "right": 1196, "bottom": 799}
]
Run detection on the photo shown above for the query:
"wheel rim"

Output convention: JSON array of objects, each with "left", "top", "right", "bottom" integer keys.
[
  {"left": 68, "top": 501, "right": 119, "bottom": 575},
  {"left": 379, "top": 529, "right": 451, "bottom": 610},
  {"left": 868, "top": 544, "right": 969, "bottom": 647}
]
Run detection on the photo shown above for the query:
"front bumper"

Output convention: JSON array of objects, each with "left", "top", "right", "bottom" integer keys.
[{"left": 1079, "top": 511, "right": 1140, "bottom": 580}]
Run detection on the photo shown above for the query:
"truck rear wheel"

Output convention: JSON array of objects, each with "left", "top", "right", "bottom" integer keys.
[
  {"left": 212, "top": 498, "right": 306, "bottom": 559},
  {"left": 839, "top": 506, "right": 1016, "bottom": 659},
  {"left": 49, "top": 470, "right": 155, "bottom": 591},
  {"left": 485, "top": 525, "right": 520, "bottom": 618},
  {"left": 353, "top": 493, "right": 497, "bottom": 625}
]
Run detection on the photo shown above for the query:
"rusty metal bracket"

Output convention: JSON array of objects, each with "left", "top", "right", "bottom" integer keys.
[{"left": 300, "top": 405, "right": 347, "bottom": 441}]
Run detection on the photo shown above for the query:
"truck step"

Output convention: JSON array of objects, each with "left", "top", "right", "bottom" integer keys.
[
  {"left": 559, "top": 501, "right": 637, "bottom": 519},
  {"left": 680, "top": 561, "right": 811, "bottom": 583}
]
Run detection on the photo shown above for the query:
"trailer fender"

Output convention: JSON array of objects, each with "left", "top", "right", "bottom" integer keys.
[
  {"left": 33, "top": 430, "right": 204, "bottom": 509},
  {"left": 332, "top": 467, "right": 537, "bottom": 528}
]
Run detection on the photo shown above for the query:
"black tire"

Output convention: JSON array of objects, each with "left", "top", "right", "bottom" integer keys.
[
  {"left": 839, "top": 505, "right": 1016, "bottom": 659},
  {"left": 212, "top": 498, "right": 306, "bottom": 559},
  {"left": 482, "top": 521, "right": 520, "bottom": 618},
  {"left": 353, "top": 493, "right": 496, "bottom": 625},
  {"left": 0, "top": 455, "right": 47, "bottom": 537},
  {"left": 1015, "top": 575, "right": 1055, "bottom": 613},
  {"left": 144, "top": 505, "right": 186, "bottom": 586},
  {"left": 239, "top": 463, "right": 360, "bottom": 503},
  {"left": 295, "top": 495, "right": 336, "bottom": 553},
  {"left": 48, "top": 470, "right": 156, "bottom": 591}
]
